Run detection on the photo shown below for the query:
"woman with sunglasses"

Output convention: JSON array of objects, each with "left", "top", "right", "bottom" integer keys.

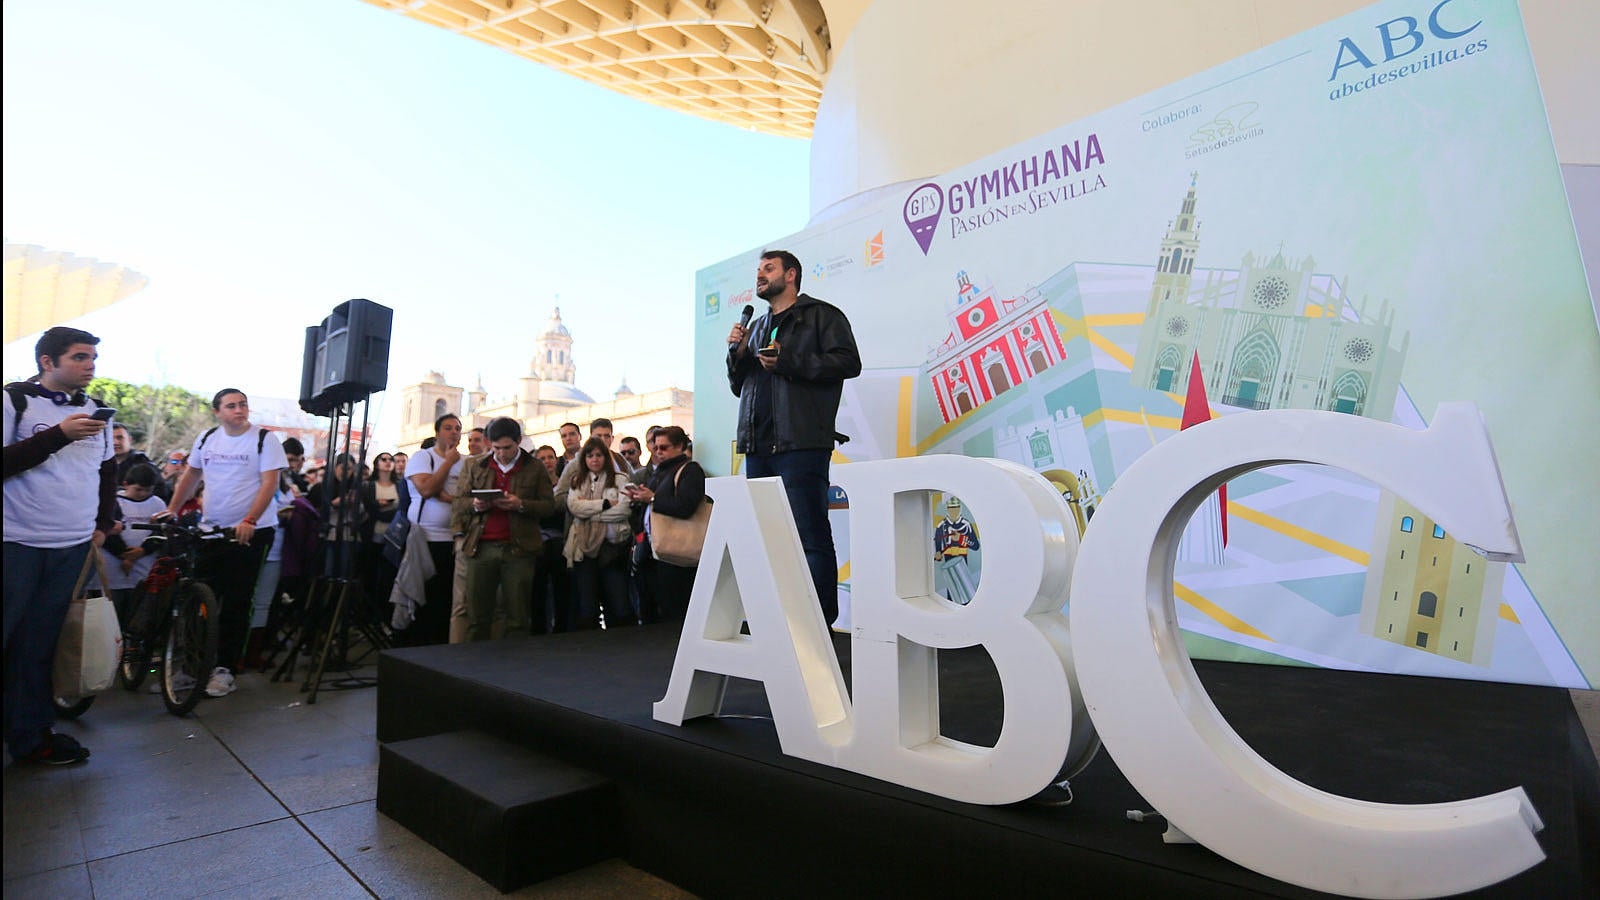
[{"left": 362, "top": 452, "right": 402, "bottom": 614}]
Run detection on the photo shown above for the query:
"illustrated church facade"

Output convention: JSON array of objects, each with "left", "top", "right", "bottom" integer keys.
[
  {"left": 396, "top": 308, "right": 693, "bottom": 456},
  {"left": 1130, "top": 175, "right": 1408, "bottom": 422}
]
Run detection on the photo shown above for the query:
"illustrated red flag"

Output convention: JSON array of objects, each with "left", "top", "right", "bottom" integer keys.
[{"left": 1180, "top": 352, "right": 1228, "bottom": 546}]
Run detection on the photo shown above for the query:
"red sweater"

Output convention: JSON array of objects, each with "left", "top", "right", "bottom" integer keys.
[{"left": 479, "top": 455, "right": 524, "bottom": 542}]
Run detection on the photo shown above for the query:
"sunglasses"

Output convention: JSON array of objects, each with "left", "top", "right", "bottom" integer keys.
[{"left": 167, "top": 458, "right": 186, "bottom": 465}]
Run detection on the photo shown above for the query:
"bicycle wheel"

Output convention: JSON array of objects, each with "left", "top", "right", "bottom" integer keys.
[
  {"left": 162, "top": 582, "right": 219, "bottom": 716},
  {"left": 120, "top": 588, "right": 163, "bottom": 690},
  {"left": 54, "top": 695, "right": 95, "bottom": 718}
]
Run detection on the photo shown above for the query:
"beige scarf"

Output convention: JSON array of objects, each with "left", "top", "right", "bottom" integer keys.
[{"left": 563, "top": 470, "right": 628, "bottom": 567}]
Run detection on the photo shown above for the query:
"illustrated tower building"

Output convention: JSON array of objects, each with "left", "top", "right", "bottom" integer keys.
[
  {"left": 1132, "top": 173, "right": 1202, "bottom": 388},
  {"left": 1147, "top": 171, "right": 1201, "bottom": 319},
  {"left": 1359, "top": 494, "right": 1504, "bottom": 666}
]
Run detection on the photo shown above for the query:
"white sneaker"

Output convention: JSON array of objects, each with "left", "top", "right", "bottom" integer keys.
[{"left": 204, "top": 667, "right": 236, "bottom": 698}]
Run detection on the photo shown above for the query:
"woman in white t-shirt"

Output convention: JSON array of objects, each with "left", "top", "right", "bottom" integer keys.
[{"left": 399, "top": 413, "right": 464, "bottom": 646}]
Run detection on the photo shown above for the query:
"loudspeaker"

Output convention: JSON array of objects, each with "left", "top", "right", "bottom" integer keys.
[
  {"left": 316, "top": 298, "right": 392, "bottom": 404},
  {"left": 298, "top": 325, "right": 334, "bottom": 416}
]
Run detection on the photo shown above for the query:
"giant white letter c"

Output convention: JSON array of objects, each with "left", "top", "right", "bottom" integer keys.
[{"left": 1069, "top": 404, "right": 1542, "bottom": 899}]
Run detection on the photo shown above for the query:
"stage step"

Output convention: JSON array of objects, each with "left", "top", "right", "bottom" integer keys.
[{"left": 378, "top": 730, "right": 620, "bottom": 892}]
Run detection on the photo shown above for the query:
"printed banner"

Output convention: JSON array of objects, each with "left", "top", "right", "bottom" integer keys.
[{"left": 695, "top": 0, "right": 1599, "bottom": 689}]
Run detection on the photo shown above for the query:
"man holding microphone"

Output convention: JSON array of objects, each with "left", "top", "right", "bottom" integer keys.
[{"left": 726, "top": 249, "right": 861, "bottom": 625}]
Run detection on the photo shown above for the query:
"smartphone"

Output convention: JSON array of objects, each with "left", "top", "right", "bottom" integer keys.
[
  {"left": 90, "top": 407, "right": 117, "bottom": 421},
  {"left": 757, "top": 347, "right": 779, "bottom": 358},
  {"left": 470, "top": 489, "right": 503, "bottom": 499}
]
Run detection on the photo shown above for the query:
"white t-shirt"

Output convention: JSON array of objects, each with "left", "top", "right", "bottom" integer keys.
[
  {"left": 189, "top": 427, "right": 288, "bottom": 529},
  {"left": 100, "top": 493, "right": 167, "bottom": 590},
  {"left": 1, "top": 390, "right": 115, "bottom": 548},
  {"left": 407, "top": 446, "right": 463, "bottom": 542}
]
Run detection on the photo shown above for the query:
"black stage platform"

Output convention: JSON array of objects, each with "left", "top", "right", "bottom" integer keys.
[{"left": 377, "top": 625, "right": 1599, "bottom": 898}]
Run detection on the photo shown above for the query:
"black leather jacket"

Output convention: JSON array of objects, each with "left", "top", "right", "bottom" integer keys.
[{"left": 728, "top": 293, "right": 861, "bottom": 455}]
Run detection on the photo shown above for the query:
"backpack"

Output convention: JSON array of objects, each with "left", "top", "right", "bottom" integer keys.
[
  {"left": 5, "top": 383, "right": 109, "bottom": 439},
  {"left": 195, "top": 425, "right": 270, "bottom": 456}
]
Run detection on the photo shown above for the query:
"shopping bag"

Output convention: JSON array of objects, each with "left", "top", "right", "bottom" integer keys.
[{"left": 53, "top": 550, "right": 122, "bottom": 699}]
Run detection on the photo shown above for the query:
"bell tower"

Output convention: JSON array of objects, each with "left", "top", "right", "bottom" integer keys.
[
  {"left": 533, "top": 307, "right": 576, "bottom": 383},
  {"left": 400, "top": 371, "right": 463, "bottom": 445},
  {"left": 1146, "top": 172, "right": 1201, "bottom": 320}
]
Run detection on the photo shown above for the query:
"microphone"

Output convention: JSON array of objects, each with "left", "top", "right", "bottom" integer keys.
[{"left": 730, "top": 304, "right": 754, "bottom": 352}]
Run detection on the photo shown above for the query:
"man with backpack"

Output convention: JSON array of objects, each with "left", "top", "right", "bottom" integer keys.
[
  {"left": 3, "top": 326, "right": 117, "bottom": 765},
  {"left": 162, "top": 388, "right": 287, "bottom": 699}
]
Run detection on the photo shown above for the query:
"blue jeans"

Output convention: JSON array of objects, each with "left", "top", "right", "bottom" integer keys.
[
  {"left": 571, "top": 547, "right": 631, "bottom": 630},
  {"left": 744, "top": 448, "right": 838, "bottom": 624},
  {"left": 4, "top": 541, "right": 91, "bottom": 759}
]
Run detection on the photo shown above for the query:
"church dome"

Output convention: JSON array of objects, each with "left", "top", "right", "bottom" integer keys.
[
  {"left": 541, "top": 307, "right": 572, "bottom": 339},
  {"left": 425, "top": 370, "right": 446, "bottom": 385},
  {"left": 537, "top": 381, "right": 594, "bottom": 407}
]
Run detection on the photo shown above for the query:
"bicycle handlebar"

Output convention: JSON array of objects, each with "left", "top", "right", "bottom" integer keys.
[{"left": 129, "top": 521, "right": 233, "bottom": 540}]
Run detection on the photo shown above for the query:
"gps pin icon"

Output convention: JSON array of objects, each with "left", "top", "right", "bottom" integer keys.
[{"left": 904, "top": 182, "right": 944, "bottom": 255}]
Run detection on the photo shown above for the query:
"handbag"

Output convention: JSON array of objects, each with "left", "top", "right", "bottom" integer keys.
[
  {"left": 650, "top": 465, "right": 712, "bottom": 567},
  {"left": 383, "top": 496, "right": 420, "bottom": 568},
  {"left": 53, "top": 550, "right": 121, "bottom": 700}
]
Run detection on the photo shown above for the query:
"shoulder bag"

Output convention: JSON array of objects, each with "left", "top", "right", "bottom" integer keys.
[
  {"left": 650, "top": 464, "right": 712, "bottom": 567},
  {"left": 383, "top": 496, "right": 419, "bottom": 568}
]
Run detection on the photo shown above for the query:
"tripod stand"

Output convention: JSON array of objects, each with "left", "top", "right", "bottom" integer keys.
[{"left": 270, "top": 397, "right": 391, "bottom": 703}]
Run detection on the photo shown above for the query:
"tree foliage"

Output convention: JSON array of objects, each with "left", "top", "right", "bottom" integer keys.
[{"left": 87, "top": 377, "right": 214, "bottom": 457}]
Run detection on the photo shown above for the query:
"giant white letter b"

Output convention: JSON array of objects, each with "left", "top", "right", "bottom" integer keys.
[{"left": 832, "top": 456, "right": 1099, "bottom": 805}]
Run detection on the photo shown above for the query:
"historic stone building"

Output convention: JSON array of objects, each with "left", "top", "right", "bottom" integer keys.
[{"left": 395, "top": 308, "right": 693, "bottom": 455}]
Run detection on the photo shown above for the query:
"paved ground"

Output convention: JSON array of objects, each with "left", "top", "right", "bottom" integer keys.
[
  {"left": 2, "top": 668, "right": 694, "bottom": 899},
  {"left": 6, "top": 661, "right": 1596, "bottom": 898}
]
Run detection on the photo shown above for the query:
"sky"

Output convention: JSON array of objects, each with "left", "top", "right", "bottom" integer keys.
[{"left": 2, "top": 0, "right": 812, "bottom": 445}]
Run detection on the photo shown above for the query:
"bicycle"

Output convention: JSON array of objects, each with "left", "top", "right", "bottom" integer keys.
[{"left": 118, "top": 520, "right": 229, "bottom": 716}]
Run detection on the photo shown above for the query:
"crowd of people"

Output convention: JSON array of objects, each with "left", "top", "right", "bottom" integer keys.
[
  {"left": 379, "top": 413, "right": 707, "bottom": 647},
  {"left": 4, "top": 248, "right": 859, "bottom": 767}
]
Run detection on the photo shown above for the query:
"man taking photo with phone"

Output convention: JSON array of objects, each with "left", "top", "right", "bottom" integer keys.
[{"left": 3, "top": 326, "right": 118, "bottom": 765}]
